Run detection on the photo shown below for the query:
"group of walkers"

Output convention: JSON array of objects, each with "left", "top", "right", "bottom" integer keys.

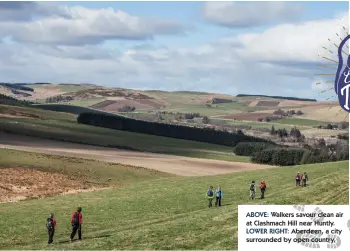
[
  {"left": 249, "top": 179, "right": 267, "bottom": 200},
  {"left": 206, "top": 172, "right": 310, "bottom": 207},
  {"left": 206, "top": 180, "right": 267, "bottom": 207},
  {"left": 46, "top": 207, "right": 83, "bottom": 245},
  {"left": 295, "top": 172, "right": 309, "bottom": 187},
  {"left": 206, "top": 186, "right": 223, "bottom": 208}
]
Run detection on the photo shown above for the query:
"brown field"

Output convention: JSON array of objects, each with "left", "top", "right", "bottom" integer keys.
[
  {"left": 135, "top": 99, "right": 164, "bottom": 109},
  {"left": 298, "top": 105, "right": 348, "bottom": 122},
  {"left": 97, "top": 98, "right": 157, "bottom": 111},
  {"left": 277, "top": 100, "right": 334, "bottom": 107},
  {"left": 0, "top": 168, "right": 105, "bottom": 203},
  {"left": 218, "top": 112, "right": 273, "bottom": 121},
  {"left": 0, "top": 133, "right": 276, "bottom": 177},
  {"left": 90, "top": 100, "right": 117, "bottom": 109}
]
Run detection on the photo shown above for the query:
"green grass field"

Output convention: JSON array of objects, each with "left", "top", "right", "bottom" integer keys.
[
  {"left": 0, "top": 104, "right": 76, "bottom": 121},
  {"left": 209, "top": 118, "right": 307, "bottom": 130},
  {"left": 162, "top": 103, "right": 263, "bottom": 116},
  {"left": 273, "top": 118, "right": 325, "bottom": 127},
  {"left": 31, "top": 104, "right": 103, "bottom": 115},
  {"left": 0, "top": 150, "right": 347, "bottom": 250}
]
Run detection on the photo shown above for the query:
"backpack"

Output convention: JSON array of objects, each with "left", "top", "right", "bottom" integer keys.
[
  {"left": 72, "top": 212, "right": 80, "bottom": 226},
  {"left": 207, "top": 190, "right": 213, "bottom": 197},
  {"left": 260, "top": 183, "right": 266, "bottom": 189},
  {"left": 46, "top": 218, "right": 54, "bottom": 230},
  {"left": 250, "top": 184, "right": 255, "bottom": 191},
  {"left": 216, "top": 190, "right": 222, "bottom": 197}
]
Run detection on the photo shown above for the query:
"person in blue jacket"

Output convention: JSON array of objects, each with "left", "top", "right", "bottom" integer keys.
[{"left": 215, "top": 186, "right": 223, "bottom": 207}]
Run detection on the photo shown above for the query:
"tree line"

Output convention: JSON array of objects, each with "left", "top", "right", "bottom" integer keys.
[
  {"left": 0, "top": 94, "right": 33, "bottom": 106},
  {"left": 0, "top": 83, "right": 34, "bottom": 92},
  {"left": 45, "top": 95, "right": 73, "bottom": 103},
  {"left": 233, "top": 138, "right": 348, "bottom": 166},
  {"left": 236, "top": 94, "right": 317, "bottom": 102},
  {"left": 77, "top": 112, "right": 270, "bottom": 147}
]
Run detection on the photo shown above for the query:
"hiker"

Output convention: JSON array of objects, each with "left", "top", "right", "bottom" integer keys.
[
  {"left": 70, "top": 207, "right": 83, "bottom": 241},
  {"left": 302, "top": 172, "right": 309, "bottom": 187},
  {"left": 249, "top": 181, "right": 256, "bottom": 200},
  {"left": 206, "top": 186, "right": 214, "bottom": 208},
  {"left": 215, "top": 186, "right": 223, "bottom": 207},
  {"left": 295, "top": 172, "right": 301, "bottom": 186},
  {"left": 259, "top": 179, "right": 267, "bottom": 199},
  {"left": 46, "top": 213, "right": 56, "bottom": 245}
]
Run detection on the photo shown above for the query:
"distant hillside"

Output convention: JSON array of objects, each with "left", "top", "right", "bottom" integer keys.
[{"left": 236, "top": 94, "right": 317, "bottom": 102}]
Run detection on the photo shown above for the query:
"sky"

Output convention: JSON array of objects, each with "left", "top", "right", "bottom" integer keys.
[{"left": 0, "top": 1, "right": 349, "bottom": 100}]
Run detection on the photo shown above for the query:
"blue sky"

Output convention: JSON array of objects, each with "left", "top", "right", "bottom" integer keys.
[{"left": 0, "top": 1, "right": 349, "bottom": 99}]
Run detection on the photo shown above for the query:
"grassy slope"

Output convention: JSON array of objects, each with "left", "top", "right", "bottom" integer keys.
[
  {"left": 0, "top": 106, "right": 249, "bottom": 163},
  {"left": 163, "top": 103, "right": 263, "bottom": 116},
  {"left": 0, "top": 149, "right": 172, "bottom": 186},
  {"left": 273, "top": 118, "right": 325, "bottom": 126},
  {"left": 0, "top": 158, "right": 347, "bottom": 250},
  {"left": 0, "top": 104, "right": 76, "bottom": 121},
  {"left": 32, "top": 104, "right": 103, "bottom": 115}
]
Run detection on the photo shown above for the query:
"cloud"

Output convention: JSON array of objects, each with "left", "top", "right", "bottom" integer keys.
[
  {"left": 0, "top": 3, "right": 189, "bottom": 45},
  {"left": 233, "top": 11, "right": 349, "bottom": 64},
  {"left": 201, "top": 1, "right": 303, "bottom": 28}
]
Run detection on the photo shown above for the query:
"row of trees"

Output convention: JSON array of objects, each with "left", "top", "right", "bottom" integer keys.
[
  {"left": 235, "top": 137, "right": 349, "bottom": 166},
  {"left": 269, "top": 126, "right": 305, "bottom": 141},
  {"left": 77, "top": 112, "right": 269, "bottom": 147},
  {"left": 234, "top": 142, "right": 277, "bottom": 156},
  {"left": 11, "top": 89, "right": 32, "bottom": 97},
  {"left": 273, "top": 109, "right": 303, "bottom": 116},
  {"left": 45, "top": 95, "right": 73, "bottom": 103},
  {"left": 233, "top": 140, "right": 348, "bottom": 166},
  {"left": 257, "top": 109, "right": 304, "bottom": 122},
  {"left": 155, "top": 111, "right": 201, "bottom": 120},
  {"left": 0, "top": 83, "right": 34, "bottom": 92},
  {"left": 0, "top": 94, "right": 33, "bottom": 106},
  {"left": 236, "top": 94, "right": 317, "bottom": 102},
  {"left": 317, "top": 122, "right": 349, "bottom": 130}
]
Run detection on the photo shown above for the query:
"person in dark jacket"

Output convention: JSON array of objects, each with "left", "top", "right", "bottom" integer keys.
[
  {"left": 206, "top": 186, "right": 214, "bottom": 208},
  {"left": 215, "top": 186, "right": 223, "bottom": 207},
  {"left": 70, "top": 207, "right": 83, "bottom": 241},
  {"left": 46, "top": 213, "right": 56, "bottom": 244},
  {"left": 249, "top": 181, "right": 256, "bottom": 200}
]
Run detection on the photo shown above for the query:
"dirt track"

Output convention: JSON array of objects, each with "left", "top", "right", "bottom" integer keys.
[{"left": 0, "top": 133, "right": 276, "bottom": 176}]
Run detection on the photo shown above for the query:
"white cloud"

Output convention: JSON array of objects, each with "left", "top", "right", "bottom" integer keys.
[
  {"left": 202, "top": 1, "right": 303, "bottom": 28},
  {"left": 234, "top": 12, "right": 349, "bottom": 63},
  {"left": 0, "top": 3, "right": 189, "bottom": 45}
]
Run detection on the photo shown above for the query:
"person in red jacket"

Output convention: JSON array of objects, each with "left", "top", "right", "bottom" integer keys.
[
  {"left": 259, "top": 179, "right": 267, "bottom": 199},
  {"left": 295, "top": 172, "right": 301, "bottom": 186},
  {"left": 46, "top": 213, "right": 57, "bottom": 244},
  {"left": 70, "top": 207, "right": 83, "bottom": 241}
]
